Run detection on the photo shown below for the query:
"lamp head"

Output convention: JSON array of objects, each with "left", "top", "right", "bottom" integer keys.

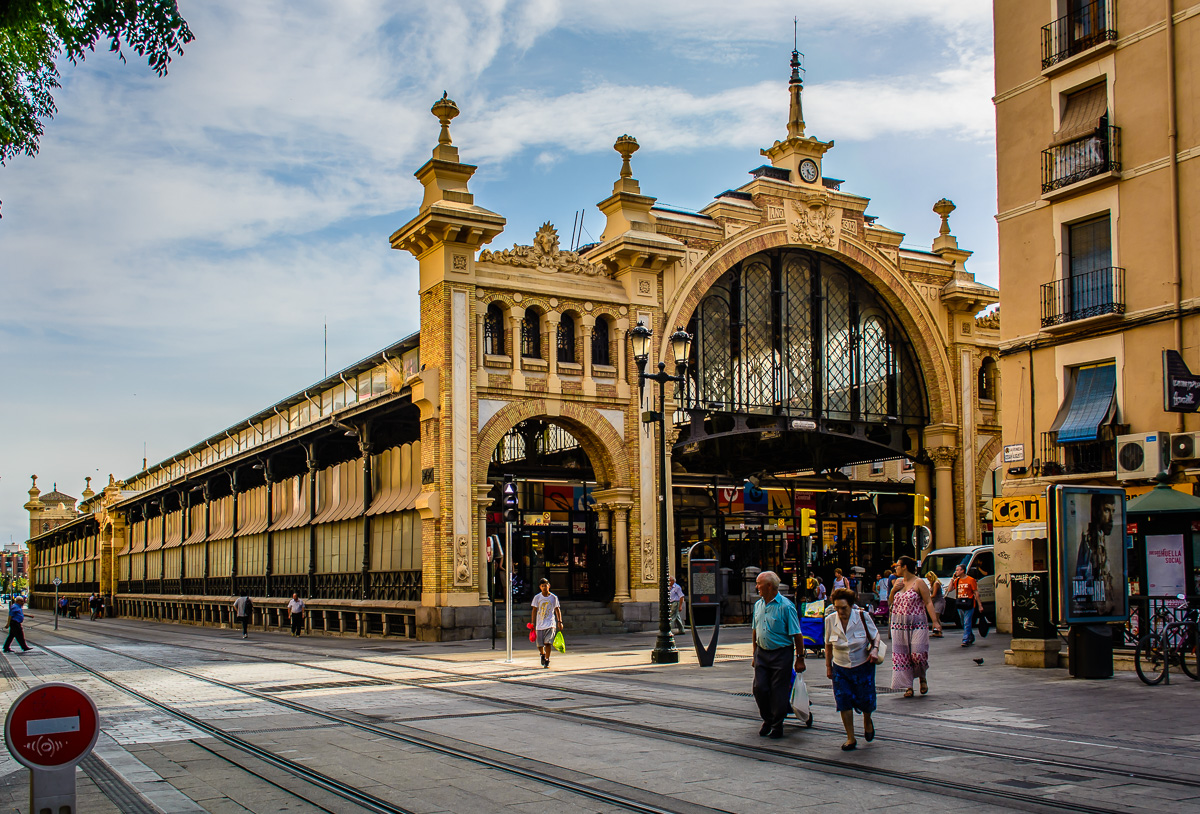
[
  {"left": 630, "top": 320, "right": 652, "bottom": 363},
  {"left": 669, "top": 327, "right": 692, "bottom": 369}
]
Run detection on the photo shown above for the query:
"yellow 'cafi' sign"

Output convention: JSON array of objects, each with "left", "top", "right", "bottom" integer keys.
[{"left": 992, "top": 495, "right": 1046, "bottom": 526}]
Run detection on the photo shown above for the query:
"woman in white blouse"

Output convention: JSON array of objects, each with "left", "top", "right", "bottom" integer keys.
[{"left": 824, "top": 587, "right": 883, "bottom": 751}]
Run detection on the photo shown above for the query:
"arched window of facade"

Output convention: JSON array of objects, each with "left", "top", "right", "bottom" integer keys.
[
  {"left": 592, "top": 316, "right": 611, "bottom": 366},
  {"left": 484, "top": 303, "right": 505, "bottom": 356},
  {"left": 521, "top": 308, "right": 541, "bottom": 358},
  {"left": 979, "top": 357, "right": 998, "bottom": 401},
  {"left": 557, "top": 313, "right": 576, "bottom": 363}
]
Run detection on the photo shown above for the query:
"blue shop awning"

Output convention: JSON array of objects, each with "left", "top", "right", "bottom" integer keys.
[{"left": 1051, "top": 364, "right": 1117, "bottom": 443}]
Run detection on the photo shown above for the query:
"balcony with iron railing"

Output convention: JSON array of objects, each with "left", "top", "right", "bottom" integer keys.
[
  {"left": 1042, "top": 125, "right": 1120, "bottom": 194},
  {"left": 1042, "top": 1, "right": 1117, "bottom": 69},
  {"left": 1041, "top": 431, "right": 1116, "bottom": 477},
  {"left": 1041, "top": 266, "right": 1125, "bottom": 328}
]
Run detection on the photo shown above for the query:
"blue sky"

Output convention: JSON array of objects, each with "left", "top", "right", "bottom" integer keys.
[{"left": 0, "top": 0, "right": 996, "bottom": 545}]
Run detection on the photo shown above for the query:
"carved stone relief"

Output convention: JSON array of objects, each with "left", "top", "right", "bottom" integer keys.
[
  {"left": 789, "top": 198, "right": 837, "bottom": 247},
  {"left": 479, "top": 223, "right": 612, "bottom": 277}
]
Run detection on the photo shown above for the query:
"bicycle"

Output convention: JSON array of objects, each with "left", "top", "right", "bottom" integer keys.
[{"left": 1135, "top": 596, "right": 1199, "bottom": 685}]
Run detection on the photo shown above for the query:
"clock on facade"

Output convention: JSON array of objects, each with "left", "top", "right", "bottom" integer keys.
[{"left": 798, "top": 159, "right": 819, "bottom": 183}]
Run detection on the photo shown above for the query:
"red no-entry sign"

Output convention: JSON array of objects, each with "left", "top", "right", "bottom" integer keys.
[{"left": 4, "top": 683, "right": 99, "bottom": 770}]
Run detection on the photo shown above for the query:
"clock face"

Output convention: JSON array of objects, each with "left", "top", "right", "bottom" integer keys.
[{"left": 799, "top": 159, "right": 819, "bottom": 183}]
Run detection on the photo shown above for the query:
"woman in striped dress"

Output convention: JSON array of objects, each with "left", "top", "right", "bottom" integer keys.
[{"left": 888, "top": 556, "right": 943, "bottom": 697}]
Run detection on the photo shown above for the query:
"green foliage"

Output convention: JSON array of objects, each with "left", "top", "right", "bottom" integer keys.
[{"left": 0, "top": 0, "right": 193, "bottom": 165}]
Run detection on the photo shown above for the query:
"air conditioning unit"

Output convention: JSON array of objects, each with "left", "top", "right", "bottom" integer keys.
[
  {"left": 1116, "top": 432, "right": 1172, "bottom": 481},
  {"left": 1171, "top": 431, "right": 1200, "bottom": 462}
]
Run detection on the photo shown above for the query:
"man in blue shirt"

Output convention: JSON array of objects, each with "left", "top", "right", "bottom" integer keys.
[
  {"left": 751, "top": 571, "right": 805, "bottom": 739},
  {"left": 4, "top": 597, "right": 31, "bottom": 653}
]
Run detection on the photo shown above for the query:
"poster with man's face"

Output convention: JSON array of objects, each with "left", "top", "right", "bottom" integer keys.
[{"left": 1055, "top": 486, "right": 1127, "bottom": 624}]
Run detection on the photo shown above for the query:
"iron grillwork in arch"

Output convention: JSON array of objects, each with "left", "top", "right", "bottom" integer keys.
[
  {"left": 521, "top": 308, "right": 541, "bottom": 358},
  {"left": 592, "top": 317, "right": 611, "bottom": 365},
  {"left": 557, "top": 314, "right": 577, "bottom": 363},
  {"left": 683, "top": 248, "right": 926, "bottom": 424},
  {"left": 484, "top": 303, "right": 505, "bottom": 355}
]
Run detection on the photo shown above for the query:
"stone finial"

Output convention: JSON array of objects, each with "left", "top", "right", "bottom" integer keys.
[
  {"left": 431, "top": 92, "right": 460, "bottom": 147},
  {"left": 933, "top": 198, "right": 956, "bottom": 237},
  {"left": 29, "top": 475, "right": 38, "bottom": 492},
  {"left": 82, "top": 476, "right": 95, "bottom": 501},
  {"left": 615, "top": 135, "right": 639, "bottom": 179}
]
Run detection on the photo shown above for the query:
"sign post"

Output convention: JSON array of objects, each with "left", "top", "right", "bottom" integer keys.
[
  {"left": 52, "top": 577, "right": 62, "bottom": 631},
  {"left": 686, "top": 542, "right": 722, "bottom": 667},
  {"left": 5, "top": 682, "right": 100, "bottom": 814}
]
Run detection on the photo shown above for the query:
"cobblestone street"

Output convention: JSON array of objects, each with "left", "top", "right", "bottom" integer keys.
[{"left": 2, "top": 614, "right": 1197, "bottom": 813}]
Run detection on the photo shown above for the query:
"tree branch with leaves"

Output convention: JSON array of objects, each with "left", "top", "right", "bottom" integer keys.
[{"left": 1, "top": 0, "right": 194, "bottom": 166}]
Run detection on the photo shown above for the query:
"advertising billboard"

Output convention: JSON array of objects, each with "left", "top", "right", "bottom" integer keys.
[{"left": 1051, "top": 486, "right": 1128, "bottom": 625}]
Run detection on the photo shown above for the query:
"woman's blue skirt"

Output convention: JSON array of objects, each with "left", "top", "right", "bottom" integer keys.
[{"left": 831, "top": 660, "right": 877, "bottom": 714}]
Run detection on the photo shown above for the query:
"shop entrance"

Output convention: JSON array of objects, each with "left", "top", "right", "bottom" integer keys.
[{"left": 486, "top": 419, "right": 610, "bottom": 605}]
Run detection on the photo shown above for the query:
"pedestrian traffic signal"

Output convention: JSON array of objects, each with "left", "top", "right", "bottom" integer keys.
[
  {"left": 914, "top": 493, "right": 930, "bottom": 526},
  {"left": 800, "top": 508, "right": 816, "bottom": 537},
  {"left": 502, "top": 478, "right": 519, "bottom": 523}
]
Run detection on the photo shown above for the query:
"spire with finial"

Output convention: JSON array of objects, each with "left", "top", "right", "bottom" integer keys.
[
  {"left": 787, "top": 19, "right": 805, "bottom": 139},
  {"left": 431, "top": 91, "right": 459, "bottom": 148},
  {"left": 82, "top": 476, "right": 95, "bottom": 502}
]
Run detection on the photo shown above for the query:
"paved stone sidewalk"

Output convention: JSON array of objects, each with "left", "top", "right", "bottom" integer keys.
[{"left": 1, "top": 614, "right": 1197, "bottom": 813}]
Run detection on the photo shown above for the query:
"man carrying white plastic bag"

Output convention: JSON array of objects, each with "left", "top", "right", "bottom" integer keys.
[{"left": 790, "top": 668, "right": 812, "bottom": 727}]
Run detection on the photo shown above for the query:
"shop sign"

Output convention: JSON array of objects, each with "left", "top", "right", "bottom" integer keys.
[
  {"left": 1145, "top": 534, "right": 1187, "bottom": 597},
  {"left": 1163, "top": 350, "right": 1200, "bottom": 412},
  {"left": 1003, "top": 444, "right": 1025, "bottom": 463},
  {"left": 992, "top": 495, "right": 1046, "bottom": 526}
]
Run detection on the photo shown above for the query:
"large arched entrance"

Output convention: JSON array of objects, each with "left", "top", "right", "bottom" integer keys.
[
  {"left": 485, "top": 419, "right": 612, "bottom": 603},
  {"left": 668, "top": 246, "right": 933, "bottom": 610}
]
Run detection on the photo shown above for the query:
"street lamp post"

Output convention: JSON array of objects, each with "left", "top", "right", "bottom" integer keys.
[{"left": 630, "top": 321, "right": 692, "bottom": 665}]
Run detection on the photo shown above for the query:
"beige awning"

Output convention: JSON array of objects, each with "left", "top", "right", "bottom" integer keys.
[
  {"left": 1011, "top": 522, "right": 1048, "bottom": 540},
  {"left": 1051, "top": 83, "right": 1107, "bottom": 147}
]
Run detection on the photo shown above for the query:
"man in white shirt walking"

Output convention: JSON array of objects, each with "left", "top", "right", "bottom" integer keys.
[
  {"left": 287, "top": 593, "right": 306, "bottom": 637},
  {"left": 530, "top": 579, "right": 563, "bottom": 668},
  {"left": 668, "top": 575, "right": 685, "bottom": 633}
]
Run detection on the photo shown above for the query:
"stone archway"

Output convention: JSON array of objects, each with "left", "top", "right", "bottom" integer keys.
[
  {"left": 475, "top": 399, "right": 632, "bottom": 489},
  {"left": 475, "top": 399, "right": 637, "bottom": 605},
  {"left": 664, "top": 223, "right": 958, "bottom": 429}
]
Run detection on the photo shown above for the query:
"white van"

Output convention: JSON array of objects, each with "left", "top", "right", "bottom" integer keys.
[{"left": 920, "top": 545, "right": 996, "bottom": 624}]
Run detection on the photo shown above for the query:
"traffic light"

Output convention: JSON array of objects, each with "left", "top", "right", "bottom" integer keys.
[
  {"left": 800, "top": 508, "right": 817, "bottom": 537},
  {"left": 502, "top": 477, "right": 519, "bottom": 523},
  {"left": 913, "top": 493, "right": 930, "bottom": 527}
]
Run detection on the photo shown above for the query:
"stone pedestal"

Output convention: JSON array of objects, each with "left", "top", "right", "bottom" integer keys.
[{"left": 1004, "top": 637, "right": 1061, "bottom": 668}]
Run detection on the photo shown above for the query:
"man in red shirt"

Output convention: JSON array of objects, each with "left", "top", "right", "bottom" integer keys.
[{"left": 949, "top": 564, "right": 985, "bottom": 647}]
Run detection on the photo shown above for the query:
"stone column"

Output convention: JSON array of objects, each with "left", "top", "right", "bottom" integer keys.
[
  {"left": 594, "top": 487, "right": 634, "bottom": 602},
  {"left": 931, "top": 447, "right": 958, "bottom": 550},
  {"left": 475, "top": 485, "right": 494, "bottom": 605}
]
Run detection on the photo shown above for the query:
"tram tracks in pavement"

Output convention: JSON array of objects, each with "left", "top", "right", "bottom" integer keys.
[
  {"left": 30, "top": 625, "right": 1149, "bottom": 814},
  {"left": 46, "top": 619, "right": 1200, "bottom": 793},
  {"left": 25, "top": 635, "right": 710, "bottom": 814}
]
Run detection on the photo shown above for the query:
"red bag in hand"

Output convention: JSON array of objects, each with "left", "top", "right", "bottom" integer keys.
[{"left": 527, "top": 622, "right": 536, "bottom": 642}]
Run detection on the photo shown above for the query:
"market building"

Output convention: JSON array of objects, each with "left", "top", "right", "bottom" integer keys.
[
  {"left": 25, "top": 52, "right": 998, "bottom": 640},
  {"left": 992, "top": 2, "right": 1200, "bottom": 634}
]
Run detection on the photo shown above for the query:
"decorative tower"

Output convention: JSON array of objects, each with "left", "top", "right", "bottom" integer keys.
[
  {"left": 24, "top": 475, "right": 43, "bottom": 539},
  {"left": 391, "top": 94, "right": 506, "bottom": 640},
  {"left": 760, "top": 48, "right": 834, "bottom": 184}
]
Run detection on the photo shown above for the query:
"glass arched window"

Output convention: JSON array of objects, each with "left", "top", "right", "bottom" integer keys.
[
  {"left": 484, "top": 303, "right": 505, "bottom": 356},
  {"left": 859, "top": 315, "right": 889, "bottom": 418},
  {"left": 592, "top": 317, "right": 611, "bottom": 366},
  {"left": 557, "top": 314, "right": 576, "bottom": 363},
  {"left": 521, "top": 308, "right": 541, "bottom": 358}
]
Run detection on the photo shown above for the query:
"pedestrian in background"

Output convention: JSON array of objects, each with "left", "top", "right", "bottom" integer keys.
[
  {"left": 825, "top": 587, "right": 882, "bottom": 750},
  {"left": 4, "top": 597, "right": 30, "bottom": 653},
  {"left": 531, "top": 578, "right": 563, "bottom": 668},
  {"left": 89, "top": 593, "right": 102, "bottom": 621},
  {"left": 57, "top": 596, "right": 68, "bottom": 616},
  {"left": 925, "top": 571, "right": 945, "bottom": 637},
  {"left": 667, "top": 575, "right": 685, "bottom": 633},
  {"left": 233, "top": 592, "right": 253, "bottom": 639},
  {"left": 832, "top": 568, "right": 849, "bottom": 591},
  {"left": 751, "top": 570, "right": 805, "bottom": 739},
  {"left": 287, "top": 593, "right": 306, "bottom": 637},
  {"left": 949, "top": 564, "right": 987, "bottom": 646},
  {"left": 888, "top": 556, "right": 942, "bottom": 697}
]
